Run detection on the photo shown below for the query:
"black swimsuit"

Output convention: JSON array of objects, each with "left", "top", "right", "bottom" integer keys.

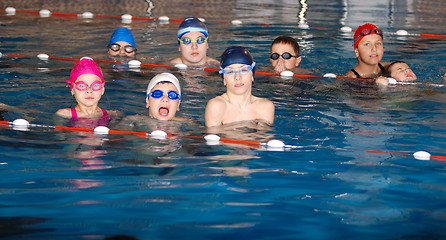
[{"left": 350, "top": 63, "right": 385, "bottom": 78}]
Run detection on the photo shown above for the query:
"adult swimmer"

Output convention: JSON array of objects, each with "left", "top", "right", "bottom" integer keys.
[
  {"left": 344, "top": 23, "right": 390, "bottom": 80},
  {"left": 56, "top": 58, "right": 122, "bottom": 128},
  {"left": 170, "top": 17, "right": 219, "bottom": 67},
  {"left": 205, "top": 46, "right": 275, "bottom": 127}
]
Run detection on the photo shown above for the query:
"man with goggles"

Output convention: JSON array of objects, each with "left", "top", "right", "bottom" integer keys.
[
  {"left": 270, "top": 36, "right": 302, "bottom": 73},
  {"left": 107, "top": 27, "right": 137, "bottom": 59},
  {"left": 170, "top": 17, "right": 219, "bottom": 67},
  {"left": 145, "top": 73, "right": 182, "bottom": 121},
  {"left": 344, "top": 23, "right": 390, "bottom": 79},
  {"left": 205, "top": 46, "right": 275, "bottom": 127}
]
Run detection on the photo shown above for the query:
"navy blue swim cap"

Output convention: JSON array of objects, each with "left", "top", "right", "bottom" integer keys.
[
  {"left": 109, "top": 27, "right": 136, "bottom": 48},
  {"left": 220, "top": 46, "right": 256, "bottom": 77},
  {"left": 178, "top": 17, "right": 208, "bottom": 39}
]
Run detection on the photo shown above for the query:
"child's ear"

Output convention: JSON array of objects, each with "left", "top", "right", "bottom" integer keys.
[
  {"left": 146, "top": 102, "right": 150, "bottom": 109},
  {"left": 354, "top": 48, "right": 360, "bottom": 58},
  {"left": 295, "top": 56, "right": 302, "bottom": 67}
]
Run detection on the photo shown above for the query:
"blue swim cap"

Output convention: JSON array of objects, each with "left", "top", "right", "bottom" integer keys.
[
  {"left": 109, "top": 27, "right": 136, "bottom": 47},
  {"left": 177, "top": 17, "right": 208, "bottom": 39},
  {"left": 220, "top": 46, "right": 256, "bottom": 77}
]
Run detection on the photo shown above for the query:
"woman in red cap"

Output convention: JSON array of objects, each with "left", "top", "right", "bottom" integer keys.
[{"left": 344, "top": 23, "right": 390, "bottom": 79}]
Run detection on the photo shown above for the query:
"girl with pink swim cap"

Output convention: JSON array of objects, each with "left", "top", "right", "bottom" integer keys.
[{"left": 56, "top": 58, "right": 121, "bottom": 128}]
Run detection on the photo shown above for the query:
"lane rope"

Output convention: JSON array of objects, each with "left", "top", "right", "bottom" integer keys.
[
  {"left": 0, "top": 119, "right": 298, "bottom": 151},
  {"left": 0, "top": 52, "right": 374, "bottom": 81},
  {"left": 3, "top": 7, "right": 446, "bottom": 37},
  {"left": 366, "top": 150, "right": 446, "bottom": 161}
]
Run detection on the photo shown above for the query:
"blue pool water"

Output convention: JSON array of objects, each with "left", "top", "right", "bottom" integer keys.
[{"left": 0, "top": 0, "right": 446, "bottom": 239}]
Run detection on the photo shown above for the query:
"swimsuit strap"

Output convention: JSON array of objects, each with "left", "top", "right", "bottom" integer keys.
[
  {"left": 378, "top": 63, "right": 385, "bottom": 73},
  {"left": 350, "top": 68, "right": 361, "bottom": 78},
  {"left": 71, "top": 107, "right": 78, "bottom": 119},
  {"left": 101, "top": 108, "right": 109, "bottom": 119}
]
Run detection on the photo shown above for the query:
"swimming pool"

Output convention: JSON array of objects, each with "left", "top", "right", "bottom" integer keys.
[{"left": 0, "top": 0, "right": 446, "bottom": 239}]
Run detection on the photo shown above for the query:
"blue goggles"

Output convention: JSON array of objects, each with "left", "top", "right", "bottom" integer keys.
[
  {"left": 178, "top": 36, "right": 208, "bottom": 45},
  {"left": 147, "top": 89, "right": 181, "bottom": 100},
  {"left": 219, "top": 62, "right": 255, "bottom": 77}
]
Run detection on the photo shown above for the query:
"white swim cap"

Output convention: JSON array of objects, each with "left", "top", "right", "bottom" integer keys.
[{"left": 146, "top": 73, "right": 181, "bottom": 103}]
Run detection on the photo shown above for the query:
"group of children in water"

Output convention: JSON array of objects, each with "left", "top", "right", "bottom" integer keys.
[{"left": 56, "top": 19, "right": 424, "bottom": 129}]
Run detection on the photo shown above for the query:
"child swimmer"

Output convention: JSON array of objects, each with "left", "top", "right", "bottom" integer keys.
[
  {"left": 145, "top": 73, "right": 183, "bottom": 121},
  {"left": 375, "top": 61, "right": 417, "bottom": 85},
  {"left": 56, "top": 58, "right": 121, "bottom": 127},
  {"left": 344, "top": 23, "right": 390, "bottom": 79},
  {"left": 170, "top": 17, "right": 219, "bottom": 67},
  {"left": 205, "top": 46, "right": 275, "bottom": 127}
]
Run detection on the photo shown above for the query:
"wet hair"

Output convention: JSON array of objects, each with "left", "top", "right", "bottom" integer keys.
[
  {"left": 384, "top": 61, "right": 407, "bottom": 77},
  {"left": 271, "top": 36, "right": 300, "bottom": 57}
]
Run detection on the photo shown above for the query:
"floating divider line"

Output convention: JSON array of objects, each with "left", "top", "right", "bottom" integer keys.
[
  {"left": 3, "top": 52, "right": 376, "bottom": 80},
  {"left": 1, "top": 119, "right": 296, "bottom": 150},
  {"left": 366, "top": 150, "right": 446, "bottom": 161},
  {"left": 4, "top": 52, "right": 442, "bottom": 85},
  {"left": 3, "top": 8, "right": 445, "bottom": 37}
]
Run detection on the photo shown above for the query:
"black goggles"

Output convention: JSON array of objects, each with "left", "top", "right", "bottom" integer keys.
[
  {"left": 270, "top": 52, "right": 298, "bottom": 60},
  {"left": 108, "top": 44, "right": 137, "bottom": 53}
]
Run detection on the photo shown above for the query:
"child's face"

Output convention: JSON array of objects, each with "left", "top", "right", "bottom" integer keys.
[
  {"left": 223, "top": 63, "right": 254, "bottom": 95},
  {"left": 146, "top": 83, "right": 180, "bottom": 121},
  {"left": 270, "top": 43, "right": 301, "bottom": 71},
  {"left": 71, "top": 74, "right": 105, "bottom": 107},
  {"left": 178, "top": 32, "right": 208, "bottom": 65},
  {"left": 389, "top": 62, "right": 417, "bottom": 81},
  {"left": 107, "top": 41, "right": 136, "bottom": 58},
  {"left": 355, "top": 34, "right": 384, "bottom": 65}
]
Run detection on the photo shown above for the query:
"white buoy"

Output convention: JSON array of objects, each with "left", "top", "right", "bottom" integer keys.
[
  {"left": 81, "top": 12, "right": 94, "bottom": 19},
  {"left": 280, "top": 70, "right": 294, "bottom": 77},
  {"left": 396, "top": 30, "right": 409, "bottom": 36},
  {"left": 298, "top": 23, "right": 310, "bottom": 29},
  {"left": 94, "top": 126, "right": 110, "bottom": 135},
  {"left": 150, "top": 130, "right": 167, "bottom": 139},
  {"left": 267, "top": 139, "right": 285, "bottom": 148},
  {"left": 198, "top": 17, "right": 206, "bottom": 23},
  {"left": 121, "top": 14, "right": 132, "bottom": 24},
  {"left": 80, "top": 56, "right": 93, "bottom": 61},
  {"left": 0, "top": 52, "right": 2, "bottom": 58},
  {"left": 175, "top": 63, "right": 188, "bottom": 70},
  {"left": 158, "top": 16, "right": 170, "bottom": 24},
  {"left": 340, "top": 26, "right": 352, "bottom": 32},
  {"left": 128, "top": 60, "right": 141, "bottom": 68},
  {"left": 231, "top": 19, "right": 242, "bottom": 25},
  {"left": 12, "top": 119, "right": 29, "bottom": 127},
  {"left": 387, "top": 78, "right": 397, "bottom": 85},
  {"left": 37, "top": 53, "right": 49, "bottom": 61},
  {"left": 323, "top": 73, "right": 337, "bottom": 78},
  {"left": 39, "top": 9, "right": 51, "bottom": 18},
  {"left": 204, "top": 134, "right": 220, "bottom": 145},
  {"left": 413, "top": 151, "right": 431, "bottom": 161},
  {"left": 5, "top": 7, "right": 16, "bottom": 15},
  {"left": 12, "top": 119, "right": 30, "bottom": 131}
]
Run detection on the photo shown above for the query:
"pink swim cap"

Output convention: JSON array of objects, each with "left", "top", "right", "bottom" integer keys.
[{"left": 67, "top": 58, "right": 104, "bottom": 86}]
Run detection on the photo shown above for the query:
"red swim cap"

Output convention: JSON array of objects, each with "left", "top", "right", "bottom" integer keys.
[{"left": 353, "top": 23, "right": 383, "bottom": 50}]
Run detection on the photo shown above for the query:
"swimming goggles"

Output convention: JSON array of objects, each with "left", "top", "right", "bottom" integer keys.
[
  {"left": 73, "top": 81, "right": 104, "bottom": 91},
  {"left": 270, "top": 52, "right": 298, "bottom": 60},
  {"left": 107, "top": 44, "right": 137, "bottom": 53},
  {"left": 147, "top": 90, "right": 181, "bottom": 100},
  {"left": 219, "top": 62, "right": 256, "bottom": 77},
  {"left": 354, "top": 28, "right": 383, "bottom": 43},
  {"left": 178, "top": 36, "right": 208, "bottom": 45}
]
